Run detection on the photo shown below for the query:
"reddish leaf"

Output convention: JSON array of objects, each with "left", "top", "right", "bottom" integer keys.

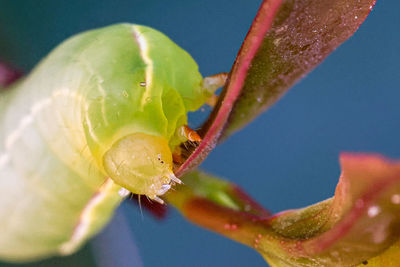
[
  {"left": 176, "top": 0, "right": 376, "bottom": 176},
  {"left": 0, "top": 62, "right": 22, "bottom": 87},
  {"left": 222, "top": 0, "right": 376, "bottom": 138},
  {"left": 169, "top": 154, "right": 400, "bottom": 266}
]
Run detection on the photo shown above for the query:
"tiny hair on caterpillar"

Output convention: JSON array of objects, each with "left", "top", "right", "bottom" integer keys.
[{"left": 0, "top": 24, "right": 226, "bottom": 262}]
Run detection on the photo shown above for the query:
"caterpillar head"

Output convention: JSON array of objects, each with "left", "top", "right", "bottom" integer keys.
[{"left": 103, "top": 132, "right": 181, "bottom": 203}]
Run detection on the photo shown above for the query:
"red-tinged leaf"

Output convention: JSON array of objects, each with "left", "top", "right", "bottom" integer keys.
[
  {"left": 167, "top": 171, "right": 271, "bottom": 218},
  {"left": 176, "top": 0, "right": 376, "bottom": 176},
  {"left": 266, "top": 153, "right": 400, "bottom": 266},
  {"left": 0, "top": 62, "right": 22, "bottom": 87},
  {"left": 169, "top": 154, "right": 400, "bottom": 267}
]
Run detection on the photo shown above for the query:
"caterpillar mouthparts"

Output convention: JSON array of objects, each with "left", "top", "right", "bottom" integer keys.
[{"left": 103, "top": 132, "right": 182, "bottom": 204}]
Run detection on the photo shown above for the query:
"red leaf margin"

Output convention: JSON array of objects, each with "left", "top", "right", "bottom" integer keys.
[{"left": 175, "top": 0, "right": 283, "bottom": 177}]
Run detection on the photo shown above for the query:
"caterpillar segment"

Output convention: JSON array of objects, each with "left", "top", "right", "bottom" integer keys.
[{"left": 0, "top": 23, "right": 220, "bottom": 261}]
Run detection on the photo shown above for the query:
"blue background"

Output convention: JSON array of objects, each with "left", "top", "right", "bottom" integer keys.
[{"left": 0, "top": 0, "right": 399, "bottom": 266}]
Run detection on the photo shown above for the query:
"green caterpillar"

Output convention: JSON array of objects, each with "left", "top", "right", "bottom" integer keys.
[{"left": 0, "top": 24, "right": 224, "bottom": 262}]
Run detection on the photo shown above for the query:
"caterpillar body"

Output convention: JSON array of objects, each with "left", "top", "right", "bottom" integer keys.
[{"left": 0, "top": 24, "right": 217, "bottom": 262}]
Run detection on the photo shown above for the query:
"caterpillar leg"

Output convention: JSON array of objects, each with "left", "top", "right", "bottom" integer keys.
[
  {"left": 118, "top": 187, "right": 131, "bottom": 198},
  {"left": 180, "top": 125, "right": 202, "bottom": 142},
  {"left": 202, "top": 72, "right": 228, "bottom": 107},
  {"left": 153, "top": 196, "right": 165, "bottom": 205},
  {"left": 173, "top": 125, "right": 202, "bottom": 165}
]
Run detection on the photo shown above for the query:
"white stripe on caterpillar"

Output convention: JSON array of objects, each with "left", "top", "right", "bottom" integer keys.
[
  {"left": 5, "top": 98, "right": 52, "bottom": 150},
  {"left": 1, "top": 88, "right": 88, "bottom": 159},
  {"left": 133, "top": 26, "right": 154, "bottom": 108},
  {"left": 59, "top": 178, "right": 120, "bottom": 255}
]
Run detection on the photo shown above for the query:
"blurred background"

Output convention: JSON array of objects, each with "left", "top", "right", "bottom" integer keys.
[{"left": 0, "top": 0, "right": 399, "bottom": 266}]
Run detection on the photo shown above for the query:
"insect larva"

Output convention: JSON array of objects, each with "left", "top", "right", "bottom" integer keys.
[{"left": 0, "top": 23, "right": 224, "bottom": 262}]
